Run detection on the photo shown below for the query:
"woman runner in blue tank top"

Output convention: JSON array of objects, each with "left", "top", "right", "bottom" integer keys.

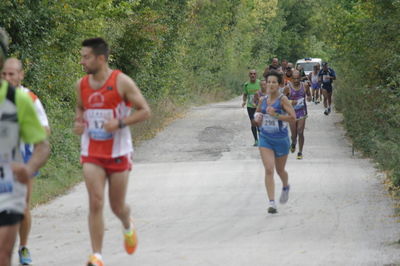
[{"left": 254, "top": 70, "right": 296, "bottom": 214}]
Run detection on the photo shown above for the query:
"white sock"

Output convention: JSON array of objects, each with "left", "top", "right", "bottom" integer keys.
[
  {"left": 123, "top": 220, "right": 133, "bottom": 234},
  {"left": 94, "top": 253, "right": 102, "bottom": 260}
]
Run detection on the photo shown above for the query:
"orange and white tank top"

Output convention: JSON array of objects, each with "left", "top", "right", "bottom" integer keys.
[{"left": 80, "top": 70, "right": 133, "bottom": 158}]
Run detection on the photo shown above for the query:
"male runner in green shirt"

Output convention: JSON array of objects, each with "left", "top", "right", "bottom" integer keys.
[{"left": 242, "top": 69, "right": 261, "bottom": 146}]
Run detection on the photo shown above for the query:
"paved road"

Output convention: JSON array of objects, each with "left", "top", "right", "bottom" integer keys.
[{"left": 18, "top": 97, "right": 400, "bottom": 265}]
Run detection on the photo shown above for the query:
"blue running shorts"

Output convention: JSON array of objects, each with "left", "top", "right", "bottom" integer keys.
[{"left": 259, "top": 134, "right": 290, "bottom": 157}]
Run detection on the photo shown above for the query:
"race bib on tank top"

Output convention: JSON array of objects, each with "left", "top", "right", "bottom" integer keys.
[
  {"left": 261, "top": 114, "right": 280, "bottom": 134},
  {"left": 86, "top": 109, "right": 114, "bottom": 141},
  {"left": 294, "top": 97, "right": 305, "bottom": 110}
]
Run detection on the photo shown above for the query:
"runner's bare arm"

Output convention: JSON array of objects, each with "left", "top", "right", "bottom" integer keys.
[
  {"left": 73, "top": 79, "right": 85, "bottom": 135},
  {"left": 13, "top": 140, "right": 50, "bottom": 184},
  {"left": 242, "top": 93, "right": 247, "bottom": 108},
  {"left": 253, "top": 93, "right": 259, "bottom": 106},
  {"left": 256, "top": 98, "right": 263, "bottom": 113},
  {"left": 43, "top": 126, "right": 51, "bottom": 135},
  {"left": 103, "top": 73, "right": 151, "bottom": 133},
  {"left": 279, "top": 96, "right": 296, "bottom": 123},
  {"left": 283, "top": 86, "right": 296, "bottom": 105},
  {"left": 121, "top": 74, "right": 151, "bottom": 123},
  {"left": 283, "top": 86, "right": 290, "bottom": 97},
  {"left": 28, "top": 140, "right": 50, "bottom": 176},
  {"left": 254, "top": 99, "right": 263, "bottom": 127},
  {"left": 305, "top": 82, "right": 312, "bottom": 101}
]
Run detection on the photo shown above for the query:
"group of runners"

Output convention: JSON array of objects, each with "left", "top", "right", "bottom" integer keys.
[
  {"left": 242, "top": 57, "right": 336, "bottom": 213},
  {"left": 0, "top": 23, "right": 338, "bottom": 264},
  {"left": 0, "top": 27, "right": 150, "bottom": 266}
]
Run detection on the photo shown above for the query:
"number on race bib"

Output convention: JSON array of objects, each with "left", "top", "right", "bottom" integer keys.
[
  {"left": 86, "top": 109, "right": 114, "bottom": 141},
  {"left": 261, "top": 114, "right": 280, "bottom": 133}
]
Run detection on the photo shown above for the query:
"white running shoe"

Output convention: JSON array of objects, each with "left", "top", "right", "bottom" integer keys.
[
  {"left": 268, "top": 201, "right": 277, "bottom": 214},
  {"left": 279, "top": 185, "right": 290, "bottom": 204}
]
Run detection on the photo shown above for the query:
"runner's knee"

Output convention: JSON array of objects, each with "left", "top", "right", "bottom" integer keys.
[
  {"left": 276, "top": 168, "right": 287, "bottom": 177},
  {"left": 265, "top": 167, "right": 274, "bottom": 177},
  {"left": 110, "top": 203, "right": 128, "bottom": 218},
  {"left": 89, "top": 194, "right": 104, "bottom": 213}
]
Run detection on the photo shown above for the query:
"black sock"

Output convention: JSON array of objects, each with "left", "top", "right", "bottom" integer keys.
[{"left": 251, "top": 126, "right": 258, "bottom": 141}]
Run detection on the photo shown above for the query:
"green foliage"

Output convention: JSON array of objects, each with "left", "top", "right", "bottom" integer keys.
[
  {"left": 4, "top": 0, "right": 398, "bottom": 202},
  {"left": 0, "top": 0, "right": 292, "bottom": 203},
  {"left": 0, "top": 0, "right": 114, "bottom": 205},
  {"left": 321, "top": 0, "right": 400, "bottom": 186}
]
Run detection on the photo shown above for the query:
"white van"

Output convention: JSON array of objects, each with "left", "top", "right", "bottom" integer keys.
[{"left": 295, "top": 58, "right": 322, "bottom": 76}]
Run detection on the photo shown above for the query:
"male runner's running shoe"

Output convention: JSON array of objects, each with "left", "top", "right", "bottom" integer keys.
[
  {"left": 268, "top": 201, "right": 277, "bottom": 214},
  {"left": 253, "top": 140, "right": 258, "bottom": 147},
  {"left": 297, "top": 152, "right": 303, "bottom": 160},
  {"left": 290, "top": 143, "right": 296, "bottom": 153},
  {"left": 87, "top": 255, "right": 104, "bottom": 266},
  {"left": 324, "top": 108, "right": 329, "bottom": 115},
  {"left": 19, "top": 246, "right": 32, "bottom": 265},
  {"left": 124, "top": 220, "right": 138, "bottom": 255},
  {"left": 279, "top": 185, "right": 290, "bottom": 204},
  {"left": 327, "top": 107, "right": 331, "bottom": 114}
]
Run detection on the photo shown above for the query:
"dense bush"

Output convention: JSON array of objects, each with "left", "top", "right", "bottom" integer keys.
[{"left": 318, "top": 0, "right": 400, "bottom": 186}]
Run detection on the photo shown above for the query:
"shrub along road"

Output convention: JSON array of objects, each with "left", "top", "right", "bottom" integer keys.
[{"left": 20, "top": 97, "right": 399, "bottom": 265}]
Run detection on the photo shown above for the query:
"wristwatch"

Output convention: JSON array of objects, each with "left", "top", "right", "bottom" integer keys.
[{"left": 118, "top": 119, "right": 127, "bottom": 129}]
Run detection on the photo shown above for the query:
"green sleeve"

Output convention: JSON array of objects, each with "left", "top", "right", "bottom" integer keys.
[
  {"left": 16, "top": 90, "right": 47, "bottom": 144},
  {"left": 243, "top": 82, "right": 248, "bottom": 94}
]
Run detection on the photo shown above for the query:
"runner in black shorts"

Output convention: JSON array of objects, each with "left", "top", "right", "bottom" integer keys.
[
  {"left": 242, "top": 70, "right": 261, "bottom": 146},
  {"left": 0, "top": 28, "right": 50, "bottom": 266},
  {"left": 318, "top": 62, "right": 336, "bottom": 115}
]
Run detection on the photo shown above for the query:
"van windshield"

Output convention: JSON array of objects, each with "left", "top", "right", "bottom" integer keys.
[{"left": 297, "top": 62, "right": 318, "bottom": 72}]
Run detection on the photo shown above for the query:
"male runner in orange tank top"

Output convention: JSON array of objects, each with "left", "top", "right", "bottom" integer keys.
[{"left": 73, "top": 38, "right": 151, "bottom": 266}]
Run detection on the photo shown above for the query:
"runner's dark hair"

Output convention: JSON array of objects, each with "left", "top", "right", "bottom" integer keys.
[
  {"left": 82, "top": 37, "right": 109, "bottom": 60},
  {"left": 264, "top": 69, "right": 283, "bottom": 84}
]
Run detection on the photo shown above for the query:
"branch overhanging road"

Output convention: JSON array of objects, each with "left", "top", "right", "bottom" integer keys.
[{"left": 21, "top": 97, "right": 400, "bottom": 266}]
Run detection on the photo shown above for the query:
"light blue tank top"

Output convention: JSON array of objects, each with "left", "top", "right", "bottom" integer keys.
[{"left": 260, "top": 94, "right": 289, "bottom": 138}]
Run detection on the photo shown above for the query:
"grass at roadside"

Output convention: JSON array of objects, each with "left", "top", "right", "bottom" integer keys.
[
  {"left": 31, "top": 160, "right": 82, "bottom": 207},
  {"left": 30, "top": 90, "right": 235, "bottom": 207},
  {"left": 334, "top": 76, "right": 400, "bottom": 194}
]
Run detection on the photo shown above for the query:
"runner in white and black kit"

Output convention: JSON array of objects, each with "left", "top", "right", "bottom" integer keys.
[
  {"left": 2, "top": 57, "right": 51, "bottom": 265},
  {"left": 309, "top": 64, "right": 321, "bottom": 104},
  {"left": 0, "top": 28, "right": 50, "bottom": 266},
  {"left": 319, "top": 62, "right": 336, "bottom": 115}
]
